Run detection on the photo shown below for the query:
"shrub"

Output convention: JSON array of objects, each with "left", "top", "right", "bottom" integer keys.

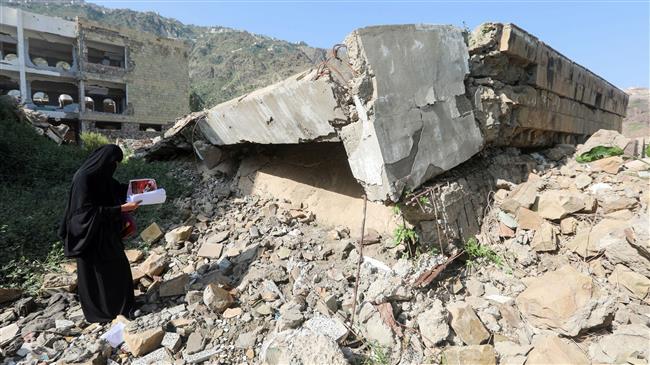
[
  {"left": 80, "top": 131, "right": 110, "bottom": 153},
  {"left": 0, "top": 101, "right": 191, "bottom": 292}
]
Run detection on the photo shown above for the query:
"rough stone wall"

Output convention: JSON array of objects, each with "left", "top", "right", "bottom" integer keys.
[
  {"left": 403, "top": 148, "right": 538, "bottom": 246},
  {"left": 467, "top": 23, "right": 627, "bottom": 147},
  {"left": 78, "top": 19, "right": 190, "bottom": 127}
]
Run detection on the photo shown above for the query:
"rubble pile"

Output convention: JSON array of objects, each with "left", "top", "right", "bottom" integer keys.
[
  {"left": 0, "top": 95, "right": 70, "bottom": 145},
  {"left": 1, "top": 130, "right": 649, "bottom": 365}
]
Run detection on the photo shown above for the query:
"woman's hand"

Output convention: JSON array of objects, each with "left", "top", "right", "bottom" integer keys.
[{"left": 121, "top": 201, "right": 142, "bottom": 212}]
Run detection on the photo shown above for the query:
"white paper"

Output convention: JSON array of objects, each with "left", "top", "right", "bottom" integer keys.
[
  {"left": 127, "top": 188, "right": 167, "bottom": 205},
  {"left": 100, "top": 322, "right": 125, "bottom": 348}
]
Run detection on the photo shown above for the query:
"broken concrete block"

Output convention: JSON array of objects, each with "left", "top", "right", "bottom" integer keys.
[
  {"left": 159, "top": 273, "right": 189, "bottom": 297},
  {"left": 416, "top": 299, "right": 449, "bottom": 347},
  {"left": 125, "top": 249, "right": 144, "bottom": 263},
  {"left": 197, "top": 243, "right": 223, "bottom": 259},
  {"left": 165, "top": 226, "right": 192, "bottom": 244},
  {"left": 203, "top": 283, "right": 233, "bottom": 313},
  {"left": 442, "top": 345, "right": 496, "bottom": 365},
  {"left": 123, "top": 327, "right": 164, "bottom": 357},
  {"left": 341, "top": 24, "right": 483, "bottom": 201},
  {"left": 138, "top": 253, "right": 167, "bottom": 277},
  {"left": 448, "top": 302, "right": 490, "bottom": 345},
  {"left": 515, "top": 265, "right": 616, "bottom": 336},
  {"left": 199, "top": 68, "right": 344, "bottom": 146},
  {"left": 526, "top": 336, "right": 589, "bottom": 365},
  {"left": 536, "top": 190, "right": 586, "bottom": 220},
  {"left": 303, "top": 315, "right": 348, "bottom": 343},
  {"left": 140, "top": 223, "right": 163, "bottom": 243},
  {"left": 193, "top": 140, "right": 223, "bottom": 169}
]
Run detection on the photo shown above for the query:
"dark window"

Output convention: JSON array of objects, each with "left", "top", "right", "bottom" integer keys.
[
  {"left": 95, "top": 121, "right": 122, "bottom": 130},
  {"left": 139, "top": 124, "right": 163, "bottom": 132}
]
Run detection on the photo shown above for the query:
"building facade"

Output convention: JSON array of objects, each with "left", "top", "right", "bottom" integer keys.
[{"left": 0, "top": 7, "right": 190, "bottom": 141}]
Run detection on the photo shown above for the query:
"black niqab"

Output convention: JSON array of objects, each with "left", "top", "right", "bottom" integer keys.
[{"left": 59, "top": 144, "right": 134, "bottom": 323}]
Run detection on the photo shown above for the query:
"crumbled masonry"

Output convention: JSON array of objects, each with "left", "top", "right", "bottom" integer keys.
[{"left": 174, "top": 23, "right": 629, "bottom": 202}]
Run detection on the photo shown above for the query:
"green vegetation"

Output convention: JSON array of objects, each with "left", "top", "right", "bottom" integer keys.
[
  {"left": 464, "top": 237, "right": 503, "bottom": 268},
  {"left": 79, "top": 131, "right": 110, "bottom": 153},
  {"left": 576, "top": 146, "right": 624, "bottom": 163},
  {"left": 363, "top": 341, "right": 390, "bottom": 365},
  {"left": 393, "top": 224, "right": 418, "bottom": 247},
  {"left": 7, "top": 1, "right": 324, "bottom": 111},
  {"left": 646, "top": 144, "right": 650, "bottom": 157},
  {"left": 0, "top": 101, "right": 191, "bottom": 292}
]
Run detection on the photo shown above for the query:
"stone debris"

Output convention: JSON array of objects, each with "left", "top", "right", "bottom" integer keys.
[
  {"left": 526, "top": 336, "right": 590, "bottom": 365},
  {"left": 442, "top": 345, "right": 496, "bottom": 365},
  {"left": 2, "top": 127, "right": 648, "bottom": 365},
  {"left": 140, "top": 223, "right": 163, "bottom": 244},
  {"left": 448, "top": 302, "right": 490, "bottom": 345},
  {"left": 515, "top": 265, "right": 616, "bottom": 336}
]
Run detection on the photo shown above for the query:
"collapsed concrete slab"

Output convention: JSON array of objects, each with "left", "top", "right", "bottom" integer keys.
[
  {"left": 468, "top": 23, "right": 628, "bottom": 146},
  {"left": 199, "top": 24, "right": 484, "bottom": 202},
  {"left": 341, "top": 25, "right": 484, "bottom": 201},
  {"left": 199, "top": 69, "right": 345, "bottom": 145},
  {"left": 151, "top": 23, "right": 628, "bottom": 209}
]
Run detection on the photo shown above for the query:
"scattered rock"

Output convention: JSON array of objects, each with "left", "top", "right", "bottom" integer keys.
[
  {"left": 417, "top": 299, "right": 450, "bottom": 347},
  {"left": 591, "top": 156, "right": 623, "bottom": 174},
  {"left": 197, "top": 243, "right": 223, "bottom": 259},
  {"left": 123, "top": 327, "right": 164, "bottom": 357},
  {"left": 42, "top": 273, "right": 77, "bottom": 292},
  {"left": 515, "top": 265, "right": 616, "bottom": 336},
  {"left": 574, "top": 173, "right": 592, "bottom": 189},
  {"left": 449, "top": 302, "right": 490, "bottom": 345},
  {"left": 185, "top": 332, "right": 204, "bottom": 354},
  {"left": 165, "top": 226, "right": 193, "bottom": 245},
  {"left": 516, "top": 208, "right": 544, "bottom": 231},
  {"left": 138, "top": 253, "right": 167, "bottom": 277},
  {"left": 203, "top": 283, "right": 234, "bottom": 313},
  {"left": 442, "top": 345, "right": 496, "bottom": 365},
  {"left": 589, "top": 324, "right": 650, "bottom": 364},
  {"left": 530, "top": 222, "right": 557, "bottom": 252},
  {"left": 159, "top": 273, "right": 189, "bottom": 297},
  {"left": 235, "top": 330, "right": 257, "bottom": 349},
  {"left": 536, "top": 190, "right": 586, "bottom": 220},
  {"left": 560, "top": 217, "right": 577, "bottom": 235},
  {"left": 140, "top": 223, "right": 163, "bottom": 243},
  {"left": 125, "top": 249, "right": 144, "bottom": 263},
  {"left": 609, "top": 264, "right": 650, "bottom": 301},
  {"left": 526, "top": 336, "right": 589, "bottom": 365}
]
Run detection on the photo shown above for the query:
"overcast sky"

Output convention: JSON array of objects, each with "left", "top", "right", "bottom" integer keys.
[{"left": 93, "top": 0, "right": 649, "bottom": 89}]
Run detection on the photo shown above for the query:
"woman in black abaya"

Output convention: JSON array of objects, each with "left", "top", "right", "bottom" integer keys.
[{"left": 59, "top": 144, "right": 141, "bottom": 323}]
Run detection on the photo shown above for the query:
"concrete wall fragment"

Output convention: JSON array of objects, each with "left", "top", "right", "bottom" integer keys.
[
  {"left": 342, "top": 25, "right": 484, "bottom": 201},
  {"left": 468, "top": 23, "right": 627, "bottom": 146},
  {"left": 200, "top": 69, "right": 345, "bottom": 145}
]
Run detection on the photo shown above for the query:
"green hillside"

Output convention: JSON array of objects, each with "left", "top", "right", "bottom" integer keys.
[{"left": 5, "top": 0, "right": 325, "bottom": 111}]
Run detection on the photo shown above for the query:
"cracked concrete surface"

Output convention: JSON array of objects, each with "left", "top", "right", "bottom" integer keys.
[{"left": 189, "top": 23, "right": 627, "bottom": 203}]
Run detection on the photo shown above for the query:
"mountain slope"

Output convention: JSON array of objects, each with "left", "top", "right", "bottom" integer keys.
[
  {"left": 623, "top": 87, "right": 650, "bottom": 138},
  {"left": 5, "top": 0, "right": 326, "bottom": 110}
]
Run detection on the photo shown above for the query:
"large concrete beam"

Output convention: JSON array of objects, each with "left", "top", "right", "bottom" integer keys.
[
  {"left": 468, "top": 23, "right": 628, "bottom": 146},
  {"left": 199, "top": 69, "right": 346, "bottom": 145},
  {"left": 341, "top": 25, "right": 484, "bottom": 201}
]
